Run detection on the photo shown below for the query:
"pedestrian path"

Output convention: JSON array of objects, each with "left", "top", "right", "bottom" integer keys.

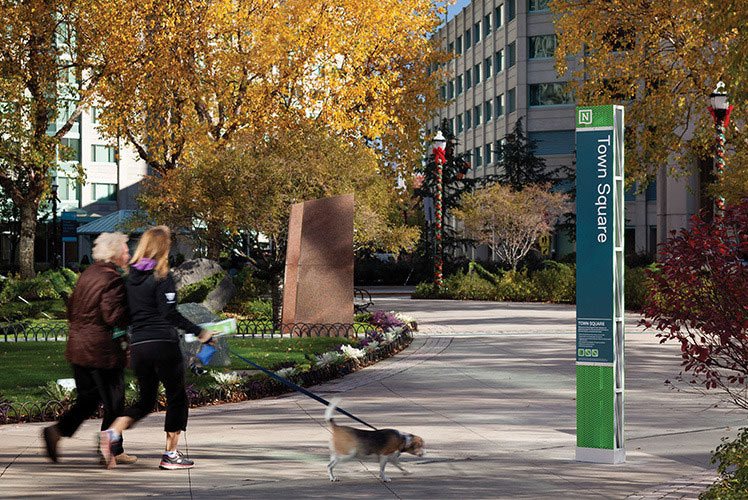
[{"left": 0, "top": 298, "right": 739, "bottom": 499}]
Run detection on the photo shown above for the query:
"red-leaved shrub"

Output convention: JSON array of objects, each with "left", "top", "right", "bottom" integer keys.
[{"left": 641, "top": 200, "right": 748, "bottom": 408}]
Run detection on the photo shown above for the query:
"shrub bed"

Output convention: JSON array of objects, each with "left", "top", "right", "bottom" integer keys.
[{"left": 413, "top": 260, "right": 654, "bottom": 310}]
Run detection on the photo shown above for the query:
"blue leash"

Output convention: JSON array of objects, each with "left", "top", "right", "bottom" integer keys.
[{"left": 227, "top": 348, "right": 378, "bottom": 431}]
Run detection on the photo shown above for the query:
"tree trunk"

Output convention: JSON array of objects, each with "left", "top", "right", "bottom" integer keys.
[
  {"left": 270, "top": 268, "right": 284, "bottom": 330},
  {"left": 18, "top": 199, "right": 39, "bottom": 279}
]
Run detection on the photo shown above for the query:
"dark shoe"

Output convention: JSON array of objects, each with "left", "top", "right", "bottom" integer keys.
[
  {"left": 159, "top": 451, "right": 194, "bottom": 470},
  {"left": 42, "top": 425, "right": 61, "bottom": 463},
  {"left": 98, "top": 430, "right": 118, "bottom": 469}
]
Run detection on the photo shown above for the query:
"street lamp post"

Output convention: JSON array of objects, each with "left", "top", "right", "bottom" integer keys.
[
  {"left": 50, "top": 182, "right": 59, "bottom": 269},
  {"left": 432, "top": 131, "right": 447, "bottom": 289},
  {"left": 708, "top": 81, "right": 733, "bottom": 217}
]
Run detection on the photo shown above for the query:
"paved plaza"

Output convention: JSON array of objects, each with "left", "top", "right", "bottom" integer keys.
[{"left": 0, "top": 293, "right": 744, "bottom": 499}]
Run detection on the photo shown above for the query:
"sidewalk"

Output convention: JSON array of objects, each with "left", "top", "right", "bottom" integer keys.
[{"left": 0, "top": 300, "right": 739, "bottom": 499}]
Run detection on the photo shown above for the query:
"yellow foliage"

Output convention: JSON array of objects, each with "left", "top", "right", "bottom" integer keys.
[{"left": 550, "top": 0, "right": 748, "bottom": 200}]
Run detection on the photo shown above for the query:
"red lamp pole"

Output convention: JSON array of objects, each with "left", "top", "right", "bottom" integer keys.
[
  {"left": 707, "top": 81, "right": 733, "bottom": 217},
  {"left": 432, "top": 131, "right": 447, "bottom": 289}
]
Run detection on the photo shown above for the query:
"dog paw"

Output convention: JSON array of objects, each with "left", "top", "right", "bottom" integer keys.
[
  {"left": 402, "top": 469, "right": 413, "bottom": 476},
  {"left": 381, "top": 476, "right": 392, "bottom": 482},
  {"left": 329, "top": 477, "right": 340, "bottom": 482}
]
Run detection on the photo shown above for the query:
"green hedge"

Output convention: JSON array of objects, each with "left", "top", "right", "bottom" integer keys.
[
  {"left": 0, "top": 269, "right": 79, "bottom": 305},
  {"left": 414, "top": 261, "right": 652, "bottom": 309},
  {"left": 177, "top": 271, "right": 225, "bottom": 304}
]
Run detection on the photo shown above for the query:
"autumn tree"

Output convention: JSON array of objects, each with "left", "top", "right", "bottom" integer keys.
[
  {"left": 0, "top": 0, "right": 116, "bottom": 277},
  {"left": 454, "top": 183, "right": 571, "bottom": 271},
  {"left": 139, "top": 123, "right": 419, "bottom": 323},
  {"left": 550, "top": 0, "right": 748, "bottom": 198},
  {"left": 90, "top": 0, "right": 444, "bottom": 259}
]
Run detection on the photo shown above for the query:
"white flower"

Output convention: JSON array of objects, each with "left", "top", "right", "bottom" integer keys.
[
  {"left": 315, "top": 351, "right": 343, "bottom": 367},
  {"left": 394, "top": 312, "right": 416, "bottom": 325},
  {"left": 340, "top": 344, "right": 366, "bottom": 360},
  {"left": 383, "top": 331, "right": 397, "bottom": 343},
  {"left": 211, "top": 371, "right": 242, "bottom": 386},
  {"left": 363, "top": 340, "right": 380, "bottom": 353},
  {"left": 275, "top": 367, "right": 298, "bottom": 379}
]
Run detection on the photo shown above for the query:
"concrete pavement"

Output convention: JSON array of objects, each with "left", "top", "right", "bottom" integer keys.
[{"left": 0, "top": 297, "right": 743, "bottom": 499}]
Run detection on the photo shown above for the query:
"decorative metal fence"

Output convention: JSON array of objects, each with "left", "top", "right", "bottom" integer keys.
[{"left": 1, "top": 320, "right": 374, "bottom": 342}]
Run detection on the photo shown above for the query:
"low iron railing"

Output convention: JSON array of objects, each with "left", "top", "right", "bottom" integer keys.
[{"left": 1, "top": 319, "right": 374, "bottom": 342}]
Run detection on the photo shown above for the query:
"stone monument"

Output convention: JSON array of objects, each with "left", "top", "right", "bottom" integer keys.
[{"left": 281, "top": 193, "right": 354, "bottom": 335}]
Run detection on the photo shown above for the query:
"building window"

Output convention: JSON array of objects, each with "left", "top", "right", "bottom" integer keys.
[
  {"left": 529, "top": 35, "right": 557, "bottom": 59},
  {"left": 484, "top": 57, "right": 492, "bottom": 79},
  {"left": 507, "top": 0, "right": 516, "bottom": 21},
  {"left": 466, "top": 69, "right": 472, "bottom": 90},
  {"left": 474, "top": 22, "right": 481, "bottom": 44},
  {"left": 646, "top": 180, "right": 657, "bottom": 201},
  {"left": 457, "top": 74, "right": 464, "bottom": 95},
  {"left": 484, "top": 144, "right": 492, "bottom": 165},
  {"left": 440, "top": 85, "right": 447, "bottom": 101},
  {"left": 528, "top": 83, "right": 574, "bottom": 106},
  {"left": 457, "top": 114, "right": 464, "bottom": 133},
  {"left": 495, "top": 93, "right": 505, "bottom": 117},
  {"left": 529, "top": 0, "right": 550, "bottom": 11},
  {"left": 484, "top": 14, "right": 491, "bottom": 37},
  {"left": 508, "top": 88, "right": 516, "bottom": 113},
  {"left": 91, "top": 144, "right": 116, "bottom": 163},
  {"left": 448, "top": 80, "right": 455, "bottom": 99},
  {"left": 92, "top": 183, "right": 117, "bottom": 202},
  {"left": 448, "top": 41, "right": 454, "bottom": 54},
  {"left": 485, "top": 100, "right": 493, "bottom": 122},
  {"left": 495, "top": 5, "right": 503, "bottom": 28},
  {"left": 456, "top": 36, "right": 463, "bottom": 55},
  {"left": 60, "top": 138, "right": 81, "bottom": 162},
  {"left": 466, "top": 109, "right": 472, "bottom": 130},
  {"left": 507, "top": 42, "right": 516, "bottom": 68},
  {"left": 474, "top": 105, "right": 482, "bottom": 127},
  {"left": 56, "top": 177, "right": 80, "bottom": 201},
  {"left": 474, "top": 64, "right": 481, "bottom": 86},
  {"left": 465, "top": 28, "right": 472, "bottom": 50},
  {"left": 91, "top": 106, "right": 101, "bottom": 124},
  {"left": 495, "top": 49, "right": 504, "bottom": 73},
  {"left": 448, "top": 117, "right": 455, "bottom": 134},
  {"left": 474, "top": 147, "right": 482, "bottom": 168}
]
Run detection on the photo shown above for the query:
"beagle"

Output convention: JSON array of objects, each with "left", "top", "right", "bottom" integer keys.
[{"left": 325, "top": 399, "right": 425, "bottom": 482}]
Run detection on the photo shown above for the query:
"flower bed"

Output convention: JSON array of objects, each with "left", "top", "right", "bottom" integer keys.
[{"left": 0, "top": 314, "right": 415, "bottom": 424}]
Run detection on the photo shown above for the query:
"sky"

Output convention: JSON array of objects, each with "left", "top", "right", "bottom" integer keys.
[{"left": 444, "top": 0, "right": 472, "bottom": 24}]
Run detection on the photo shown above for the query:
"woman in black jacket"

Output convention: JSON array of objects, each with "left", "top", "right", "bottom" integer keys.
[{"left": 98, "top": 226, "right": 215, "bottom": 470}]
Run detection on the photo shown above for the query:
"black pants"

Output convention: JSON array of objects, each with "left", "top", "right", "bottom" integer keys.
[
  {"left": 124, "top": 341, "right": 188, "bottom": 432},
  {"left": 57, "top": 364, "right": 125, "bottom": 456}
]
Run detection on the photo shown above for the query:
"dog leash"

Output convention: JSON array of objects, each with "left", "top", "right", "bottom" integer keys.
[{"left": 228, "top": 349, "right": 378, "bottom": 431}]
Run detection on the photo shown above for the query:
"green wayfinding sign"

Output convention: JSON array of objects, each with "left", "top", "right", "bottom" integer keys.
[{"left": 575, "top": 105, "right": 625, "bottom": 464}]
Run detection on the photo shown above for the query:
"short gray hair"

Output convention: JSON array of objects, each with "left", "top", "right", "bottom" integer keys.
[{"left": 92, "top": 232, "right": 128, "bottom": 263}]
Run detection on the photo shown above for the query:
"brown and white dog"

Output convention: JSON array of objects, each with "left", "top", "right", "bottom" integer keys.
[{"left": 325, "top": 398, "right": 425, "bottom": 482}]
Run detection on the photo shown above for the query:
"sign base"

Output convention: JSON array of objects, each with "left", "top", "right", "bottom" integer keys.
[{"left": 576, "top": 447, "right": 625, "bottom": 464}]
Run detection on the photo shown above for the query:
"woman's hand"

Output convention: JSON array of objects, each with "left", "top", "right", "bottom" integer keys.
[{"left": 198, "top": 329, "right": 218, "bottom": 345}]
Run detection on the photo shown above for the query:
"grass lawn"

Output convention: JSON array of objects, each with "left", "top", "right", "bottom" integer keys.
[{"left": 0, "top": 336, "right": 357, "bottom": 403}]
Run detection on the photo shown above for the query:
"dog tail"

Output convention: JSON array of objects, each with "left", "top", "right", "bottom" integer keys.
[{"left": 325, "top": 397, "right": 341, "bottom": 426}]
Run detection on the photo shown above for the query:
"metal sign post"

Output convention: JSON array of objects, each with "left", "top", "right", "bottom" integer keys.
[{"left": 575, "top": 105, "right": 625, "bottom": 464}]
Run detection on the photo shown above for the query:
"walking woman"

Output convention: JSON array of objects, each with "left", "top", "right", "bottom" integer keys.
[
  {"left": 98, "top": 226, "right": 214, "bottom": 469},
  {"left": 43, "top": 232, "right": 136, "bottom": 465}
]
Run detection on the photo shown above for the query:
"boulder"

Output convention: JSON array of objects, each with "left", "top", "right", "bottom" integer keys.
[
  {"left": 172, "top": 258, "right": 236, "bottom": 313},
  {"left": 172, "top": 258, "right": 224, "bottom": 289},
  {"left": 203, "top": 274, "right": 236, "bottom": 313},
  {"left": 176, "top": 303, "right": 231, "bottom": 367}
]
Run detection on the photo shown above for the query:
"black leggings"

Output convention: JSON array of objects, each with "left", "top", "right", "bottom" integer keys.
[
  {"left": 57, "top": 364, "right": 126, "bottom": 455},
  {"left": 124, "top": 341, "right": 188, "bottom": 432}
]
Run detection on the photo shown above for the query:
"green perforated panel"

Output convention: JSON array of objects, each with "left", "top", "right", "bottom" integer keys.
[{"left": 577, "top": 365, "right": 615, "bottom": 449}]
